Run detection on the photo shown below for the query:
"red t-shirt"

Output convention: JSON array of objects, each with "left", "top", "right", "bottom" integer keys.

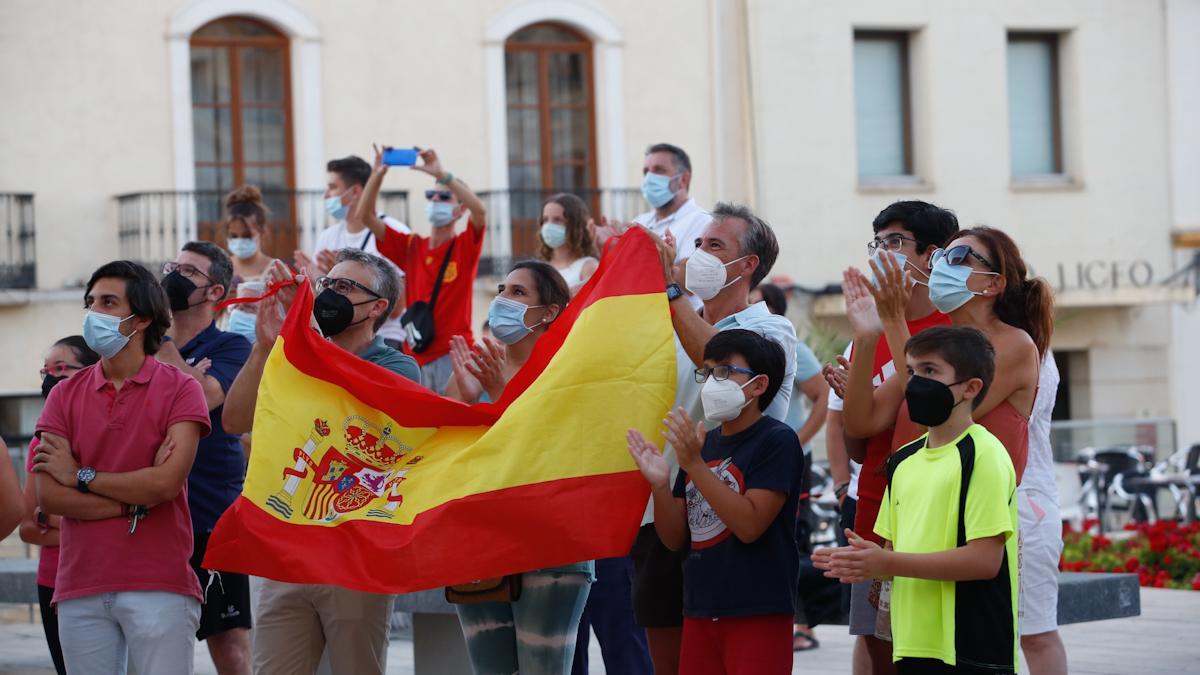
[
  {"left": 853, "top": 311, "right": 953, "bottom": 544},
  {"left": 35, "top": 357, "right": 212, "bottom": 604},
  {"left": 376, "top": 222, "right": 485, "bottom": 365}
]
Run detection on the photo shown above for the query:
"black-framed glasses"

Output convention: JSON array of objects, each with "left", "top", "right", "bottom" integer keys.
[
  {"left": 694, "top": 365, "right": 757, "bottom": 384},
  {"left": 866, "top": 233, "right": 918, "bottom": 255},
  {"left": 932, "top": 245, "right": 997, "bottom": 272},
  {"left": 40, "top": 363, "right": 82, "bottom": 378},
  {"left": 425, "top": 190, "right": 454, "bottom": 201},
  {"left": 317, "top": 276, "right": 382, "bottom": 298},
  {"left": 162, "top": 261, "right": 214, "bottom": 283}
]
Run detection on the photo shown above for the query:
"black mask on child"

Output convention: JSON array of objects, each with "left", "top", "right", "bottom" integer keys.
[
  {"left": 313, "top": 289, "right": 374, "bottom": 337},
  {"left": 904, "top": 375, "right": 968, "bottom": 427}
]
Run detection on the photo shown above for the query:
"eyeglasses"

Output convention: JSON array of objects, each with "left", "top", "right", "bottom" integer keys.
[
  {"left": 425, "top": 190, "right": 454, "bottom": 202},
  {"left": 162, "top": 262, "right": 215, "bottom": 283},
  {"left": 866, "top": 233, "right": 918, "bottom": 255},
  {"left": 317, "top": 276, "right": 382, "bottom": 298},
  {"left": 694, "top": 365, "right": 757, "bottom": 384},
  {"left": 40, "top": 363, "right": 82, "bottom": 378},
  {"left": 932, "top": 245, "right": 997, "bottom": 272}
]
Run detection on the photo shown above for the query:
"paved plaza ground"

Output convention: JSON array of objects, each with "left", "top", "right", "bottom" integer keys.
[{"left": 1, "top": 586, "right": 1198, "bottom": 674}]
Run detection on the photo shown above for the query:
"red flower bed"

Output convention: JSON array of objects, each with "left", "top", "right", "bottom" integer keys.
[{"left": 1061, "top": 519, "right": 1200, "bottom": 590}]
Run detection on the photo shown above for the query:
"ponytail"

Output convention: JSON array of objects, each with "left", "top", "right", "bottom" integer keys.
[{"left": 1018, "top": 277, "right": 1054, "bottom": 358}]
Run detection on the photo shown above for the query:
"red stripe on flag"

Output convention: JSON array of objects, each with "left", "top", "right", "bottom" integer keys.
[{"left": 204, "top": 471, "right": 651, "bottom": 594}]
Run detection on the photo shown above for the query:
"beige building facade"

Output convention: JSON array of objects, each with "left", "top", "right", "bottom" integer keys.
[{"left": 1, "top": 0, "right": 1197, "bottom": 449}]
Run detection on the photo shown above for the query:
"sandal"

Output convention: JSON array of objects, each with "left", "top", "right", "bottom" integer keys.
[{"left": 793, "top": 628, "right": 820, "bottom": 651}]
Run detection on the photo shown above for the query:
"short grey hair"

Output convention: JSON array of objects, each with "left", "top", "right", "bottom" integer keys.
[
  {"left": 712, "top": 202, "right": 778, "bottom": 289},
  {"left": 334, "top": 248, "right": 400, "bottom": 332}
]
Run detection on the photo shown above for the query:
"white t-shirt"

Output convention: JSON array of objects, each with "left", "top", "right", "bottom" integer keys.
[
  {"left": 312, "top": 215, "right": 411, "bottom": 343},
  {"left": 634, "top": 198, "right": 711, "bottom": 311},
  {"left": 555, "top": 256, "right": 598, "bottom": 291},
  {"left": 1021, "top": 351, "right": 1060, "bottom": 500},
  {"left": 827, "top": 343, "right": 861, "bottom": 498}
]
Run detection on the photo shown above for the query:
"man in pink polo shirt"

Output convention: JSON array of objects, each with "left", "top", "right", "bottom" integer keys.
[{"left": 33, "top": 260, "right": 212, "bottom": 675}]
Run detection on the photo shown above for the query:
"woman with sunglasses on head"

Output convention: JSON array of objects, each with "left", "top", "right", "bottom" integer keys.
[
  {"left": 17, "top": 337, "right": 100, "bottom": 675},
  {"left": 445, "top": 260, "right": 594, "bottom": 675},
  {"left": 536, "top": 193, "right": 599, "bottom": 296}
]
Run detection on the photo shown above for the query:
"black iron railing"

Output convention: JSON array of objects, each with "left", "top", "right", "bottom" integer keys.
[
  {"left": 114, "top": 190, "right": 410, "bottom": 270},
  {"left": 0, "top": 193, "right": 36, "bottom": 289},
  {"left": 476, "top": 188, "right": 642, "bottom": 276}
]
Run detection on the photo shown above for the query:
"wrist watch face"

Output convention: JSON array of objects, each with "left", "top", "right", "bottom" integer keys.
[
  {"left": 77, "top": 467, "right": 96, "bottom": 483},
  {"left": 666, "top": 284, "right": 683, "bottom": 302}
]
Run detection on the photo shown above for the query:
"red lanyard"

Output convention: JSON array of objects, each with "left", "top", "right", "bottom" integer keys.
[{"left": 214, "top": 278, "right": 300, "bottom": 311}]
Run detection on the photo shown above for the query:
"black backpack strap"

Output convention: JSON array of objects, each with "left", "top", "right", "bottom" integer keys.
[
  {"left": 955, "top": 434, "right": 978, "bottom": 547},
  {"left": 427, "top": 239, "right": 457, "bottom": 310},
  {"left": 359, "top": 230, "right": 374, "bottom": 250}
]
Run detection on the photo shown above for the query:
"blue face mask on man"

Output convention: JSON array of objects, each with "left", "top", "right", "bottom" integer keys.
[
  {"left": 324, "top": 191, "right": 351, "bottom": 221},
  {"left": 641, "top": 172, "right": 678, "bottom": 209},
  {"left": 426, "top": 202, "right": 457, "bottom": 228},
  {"left": 82, "top": 311, "right": 136, "bottom": 360}
]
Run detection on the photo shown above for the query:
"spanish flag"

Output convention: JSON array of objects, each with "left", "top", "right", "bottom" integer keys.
[{"left": 204, "top": 228, "right": 675, "bottom": 593}]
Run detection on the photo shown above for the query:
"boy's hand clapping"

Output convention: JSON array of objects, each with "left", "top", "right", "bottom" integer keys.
[
  {"left": 662, "top": 407, "right": 706, "bottom": 472},
  {"left": 812, "top": 529, "right": 892, "bottom": 584}
]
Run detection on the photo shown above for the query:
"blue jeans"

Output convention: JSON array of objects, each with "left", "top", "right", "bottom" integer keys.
[
  {"left": 571, "top": 556, "right": 653, "bottom": 675},
  {"left": 456, "top": 570, "right": 591, "bottom": 675}
]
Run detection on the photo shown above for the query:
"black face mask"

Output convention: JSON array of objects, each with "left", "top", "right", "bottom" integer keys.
[
  {"left": 313, "top": 289, "right": 375, "bottom": 337},
  {"left": 162, "top": 271, "right": 209, "bottom": 312},
  {"left": 41, "top": 374, "right": 67, "bottom": 399},
  {"left": 904, "top": 375, "right": 968, "bottom": 427}
]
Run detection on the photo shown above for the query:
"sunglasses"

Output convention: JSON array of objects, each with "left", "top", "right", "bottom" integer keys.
[
  {"left": 932, "top": 244, "right": 997, "bottom": 272},
  {"left": 425, "top": 190, "right": 454, "bottom": 202},
  {"left": 317, "top": 276, "right": 382, "bottom": 299}
]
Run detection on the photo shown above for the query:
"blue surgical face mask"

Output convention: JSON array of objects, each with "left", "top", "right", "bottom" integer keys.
[
  {"left": 487, "top": 296, "right": 545, "bottom": 345},
  {"left": 867, "top": 250, "right": 928, "bottom": 288},
  {"left": 641, "top": 172, "right": 678, "bottom": 209},
  {"left": 227, "top": 309, "right": 257, "bottom": 344},
  {"left": 540, "top": 222, "right": 567, "bottom": 248},
  {"left": 324, "top": 191, "right": 351, "bottom": 221},
  {"left": 426, "top": 202, "right": 457, "bottom": 228},
  {"left": 228, "top": 237, "right": 258, "bottom": 260},
  {"left": 928, "top": 259, "right": 995, "bottom": 313},
  {"left": 83, "top": 311, "right": 136, "bottom": 360}
]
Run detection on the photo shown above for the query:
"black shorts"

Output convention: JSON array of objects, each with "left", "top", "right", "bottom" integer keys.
[
  {"left": 190, "top": 530, "right": 253, "bottom": 641},
  {"left": 630, "top": 523, "right": 685, "bottom": 628}
]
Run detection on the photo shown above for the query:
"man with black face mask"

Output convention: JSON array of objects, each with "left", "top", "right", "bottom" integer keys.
[
  {"left": 156, "top": 241, "right": 255, "bottom": 675},
  {"left": 221, "top": 248, "right": 417, "bottom": 675}
]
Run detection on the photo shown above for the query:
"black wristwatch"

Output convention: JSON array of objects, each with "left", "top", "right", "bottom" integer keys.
[
  {"left": 76, "top": 467, "right": 97, "bottom": 494},
  {"left": 666, "top": 283, "right": 685, "bottom": 303}
]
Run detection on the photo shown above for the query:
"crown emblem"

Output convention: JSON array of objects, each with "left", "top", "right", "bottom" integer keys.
[{"left": 341, "top": 415, "right": 410, "bottom": 470}]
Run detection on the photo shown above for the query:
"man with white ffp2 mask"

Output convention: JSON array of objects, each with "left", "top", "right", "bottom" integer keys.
[{"left": 630, "top": 202, "right": 797, "bottom": 674}]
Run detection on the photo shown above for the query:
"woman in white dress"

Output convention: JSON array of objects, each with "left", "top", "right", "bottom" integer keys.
[{"left": 537, "top": 193, "right": 599, "bottom": 295}]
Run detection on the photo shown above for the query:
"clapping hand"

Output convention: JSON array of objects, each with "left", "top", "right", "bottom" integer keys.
[
  {"left": 448, "top": 335, "right": 484, "bottom": 403},
  {"left": 812, "top": 529, "right": 891, "bottom": 584},
  {"left": 662, "top": 407, "right": 706, "bottom": 471},
  {"left": 843, "top": 267, "right": 884, "bottom": 339},
  {"left": 822, "top": 355, "right": 850, "bottom": 399},
  {"left": 627, "top": 428, "right": 670, "bottom": 490},
  {"left": 866, "top": 251, "right": 913, "bottom": 323}
]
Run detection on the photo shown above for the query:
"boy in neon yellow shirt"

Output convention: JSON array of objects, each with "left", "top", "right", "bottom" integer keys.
[{"left": 815, "top": 326, "right": 1018, "bottom": 674}]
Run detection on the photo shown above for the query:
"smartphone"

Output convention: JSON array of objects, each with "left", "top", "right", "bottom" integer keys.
[{"left": 383, "top": 147, "right": 419, "bottom": 166}]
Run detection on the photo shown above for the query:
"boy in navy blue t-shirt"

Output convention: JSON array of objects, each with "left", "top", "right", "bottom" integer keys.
[{"left": 628, "top": 329, "right": 802, "bottom": 675}]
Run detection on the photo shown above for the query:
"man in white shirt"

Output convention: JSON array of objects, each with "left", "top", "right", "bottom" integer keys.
[
  {"left": 295, "top": 155, "right": 412, "bottom": 347},
  {"left": 632, "top": 143, "right": 710, "bottom": 311}
]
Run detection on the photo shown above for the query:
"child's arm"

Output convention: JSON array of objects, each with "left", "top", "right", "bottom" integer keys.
[
  {"left": 663, "top": 408, "right": 789, "bottom": 545},
  {"left": 824, "top": 530, "right": 1006, "bottom": 583},
  {"left": 627, "top": 428, "right": 688, "bottom": 551}
]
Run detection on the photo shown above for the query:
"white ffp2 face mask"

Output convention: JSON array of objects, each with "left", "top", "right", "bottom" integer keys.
[
  {"left": 685, "top": 249, "right": 748, "bottom": 301},
  {"left": 700, "top": 375, "right": 760, "bottom": 422}
]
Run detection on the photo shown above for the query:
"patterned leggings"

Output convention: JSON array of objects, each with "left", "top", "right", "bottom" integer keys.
[{"left": 455, "top": 570, "right": 592, "bottom": 675}]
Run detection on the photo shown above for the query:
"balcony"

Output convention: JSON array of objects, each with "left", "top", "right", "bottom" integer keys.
[
  {"left": 113, "top": 187, "right": 644, "bottom": 277},
  {"left": 0, "top": 193, "right": 35, "bottom": 289},
  {"left": 115, "top": 190, "right": 411, "bottom": 271}
]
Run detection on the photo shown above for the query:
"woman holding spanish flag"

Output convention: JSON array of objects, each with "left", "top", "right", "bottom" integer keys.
[{"left": 445, "top": 259, "right": 594, "bottom": 675}]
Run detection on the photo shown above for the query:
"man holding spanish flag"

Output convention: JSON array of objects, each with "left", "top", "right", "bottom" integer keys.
[{"left": 208, "top": 226, "right": 678, "bottom": 673}]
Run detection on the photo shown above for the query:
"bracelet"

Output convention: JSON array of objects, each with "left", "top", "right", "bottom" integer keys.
[
  {"left": 436, "top": 172, "right": 455, "bottom": 186},
  {"left": 834, "top": 482, "right": 849, "bottom": 499}
]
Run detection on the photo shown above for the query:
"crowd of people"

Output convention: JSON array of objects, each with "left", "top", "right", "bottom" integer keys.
[{"left": 0, "top": 139, "right": 1070, "bottom": 675}]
